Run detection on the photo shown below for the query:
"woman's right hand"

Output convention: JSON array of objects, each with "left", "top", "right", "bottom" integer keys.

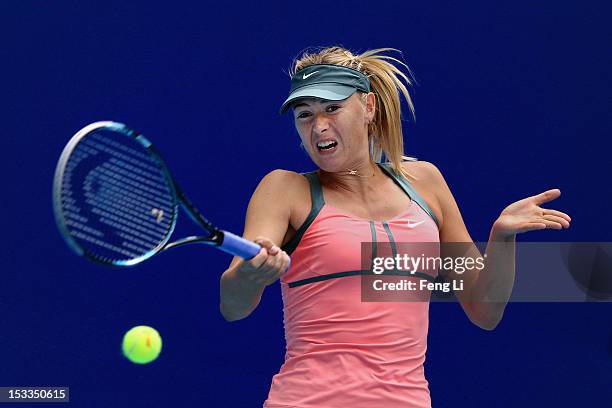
[{"left": 233, "top": 236, "right": 290, "bottom": 287}]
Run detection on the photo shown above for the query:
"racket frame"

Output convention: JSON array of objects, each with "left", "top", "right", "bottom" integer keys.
[
  {"left": 54, "top": 122, "right": 193, "bottom": 266},
  {"left": 53, "top": 121, "right": 260, "bottom": 267}
]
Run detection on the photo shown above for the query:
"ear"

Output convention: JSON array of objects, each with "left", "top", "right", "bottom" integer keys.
[{"left": 364, "top": 92, "right": 376, "bottom": 123}]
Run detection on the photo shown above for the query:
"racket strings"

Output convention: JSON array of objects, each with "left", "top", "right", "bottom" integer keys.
[
  {"left": 70, "top": 230, "right": 141, "bottom": 259},
  {"left": 81, "top": 169, "right": 172, "bottom": 223},
  {"left": 78, "top": 136, "right": 173, "bottom": 208},
  {"left": 87, "top": 133, "right": 160, "bottom": 172},
  {"left": 59, "top": 130, "right": 177, "bottom": 264}
]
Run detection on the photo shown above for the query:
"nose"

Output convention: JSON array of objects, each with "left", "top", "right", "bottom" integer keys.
[{"left": 312, "top": 113, "right": 329, "bottom": 135}]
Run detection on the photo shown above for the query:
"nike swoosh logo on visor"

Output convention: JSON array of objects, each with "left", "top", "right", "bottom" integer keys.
[{"left": 302, "top": 71, "right": 319, "bottom": 79}]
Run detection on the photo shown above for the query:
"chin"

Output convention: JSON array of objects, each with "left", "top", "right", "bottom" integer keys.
[{"left": 312, "top": 156, "right": 343, "bottom": 172}]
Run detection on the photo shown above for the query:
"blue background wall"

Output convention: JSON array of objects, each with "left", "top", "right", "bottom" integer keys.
[{"left": 2, "top": 1, "right": 610, "bottom": 406}]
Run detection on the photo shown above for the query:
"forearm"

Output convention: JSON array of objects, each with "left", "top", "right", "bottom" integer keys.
[
  {"left": 219, "top": 266, "right": 266, "bottom": 322},
  {"left": 469, "top": 228, "right": 516, "bottom": 327}
]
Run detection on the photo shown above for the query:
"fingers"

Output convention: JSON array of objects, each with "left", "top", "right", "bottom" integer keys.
[
  {"left": 542, "top": 214, "right": 571, "bottom": 228},
  {"left": 526, "top": 214, "right": 569, "bottom": 231},
  {"left": 542, "top": 209, "right": 572, "bottom": 223},
  {"left": 262, "top": 247, "right": 290, "bottom": 273},
  {"left": 531, "top": 189, "right": 571, "bottom": 229},
  {"left": 247, "top": 247, "right": 272, "bottom": 269},
  {"left": 538, "top": 208, "right": 571, "bottom": 229},
  {"left": 517, "top": 222, "right": 547, "bottom": 234},
  {"left": 254, "top": 248, "right": 289, "bottom": 285},
  {"left": 532, "top": 189, "right": 561, "bottom": 205},
  {"left": 254, "top": 236, "right": 280, "bottom": 255},
  {"left": 517, "top": 214, "right": 571, "bottom": 234},
  {"left": 237, "top": 236, "right": 289, "bottom": 286},
  {"left": 540, "top": 218, "right": 564, "bottom": 230}
]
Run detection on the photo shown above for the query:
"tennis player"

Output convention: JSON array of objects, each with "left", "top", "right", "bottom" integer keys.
[{"left": 220, "top": 46, "right": 571, "bottom": 407}]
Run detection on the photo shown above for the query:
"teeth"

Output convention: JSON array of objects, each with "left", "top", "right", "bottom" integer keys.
[{"left": 317, "top": 140, "right": 337, "bottom": 148}]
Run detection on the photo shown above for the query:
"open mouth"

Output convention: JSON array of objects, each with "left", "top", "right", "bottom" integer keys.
[{"left": 316, "top": 140, "right": 338, "bottom": 151}]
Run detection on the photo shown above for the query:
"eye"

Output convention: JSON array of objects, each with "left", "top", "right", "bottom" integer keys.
[
  {"left": 326, "top": 105, "right": 341, "bottom": 113},
  {"left": 295, "top": 111, "right": 311, "bottom": 119}
]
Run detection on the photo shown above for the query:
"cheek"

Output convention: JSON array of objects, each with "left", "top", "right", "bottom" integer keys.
[
  {"left": 339, "top": 115, "right": 367, "bottom": 141},
  {"left": 295, "top": 121, "right": 310, "bottom": 136},
  {"left": 295, "top": 130, "right": 313, "bottom": 152},
  {"left": 296, "top": 128, "right": 309, "bottom": 145}
]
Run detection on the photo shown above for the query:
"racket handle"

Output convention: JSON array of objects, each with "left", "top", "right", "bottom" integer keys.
[
  {"left": 220, "top": 231, "right": 291, "bottom": 271},
  {"left": 219, "top": 231, "right": 263, "bottom": 259}
]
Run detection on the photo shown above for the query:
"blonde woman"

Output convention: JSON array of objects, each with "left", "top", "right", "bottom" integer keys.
[{"left": 220, "top": 46, "right": 571, "bottom": 407}]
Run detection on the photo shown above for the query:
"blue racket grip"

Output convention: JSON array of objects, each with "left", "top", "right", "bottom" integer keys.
[{"left": 219, "top": 231, "right": 291, "bottom": 271}]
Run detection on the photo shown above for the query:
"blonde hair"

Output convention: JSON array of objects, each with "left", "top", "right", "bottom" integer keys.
[{"left": 289, "top": 46, "right": 417, "bottom": 180}]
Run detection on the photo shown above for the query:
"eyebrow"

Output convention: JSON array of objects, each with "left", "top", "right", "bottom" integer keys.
[{"left": 292, "top": 99, "right": 340, "bottom": 110}]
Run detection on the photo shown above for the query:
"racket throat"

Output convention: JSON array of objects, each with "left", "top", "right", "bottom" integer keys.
[{"left": 163, "top": 234, "right": 221, "bottom": 251}]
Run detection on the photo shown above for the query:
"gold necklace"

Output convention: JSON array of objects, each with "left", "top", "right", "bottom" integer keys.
[{"left": 344, "top": 168, "right": 375, "bottom": 178}]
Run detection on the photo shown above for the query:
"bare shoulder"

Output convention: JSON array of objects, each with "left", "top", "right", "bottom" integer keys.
[
  {"left": 258, "top": 168, "right": 301, "bottom": 185},
  {"left": 252, "top": 169, "right": 311, "bottom": 246},
  {"left": 400, "top": 160, "right": 446, "bottom": 226},
  {"left": 401, "top": 160, "right": 444, "bottom": 183},
  {"left": 255, "top": 169, "right": 309, "bottom": 198},
  {"left": 253, "top": 168, "right": 311, "bottom": 216},
  {"left": 241, "top": 169, "right": 306, "bottom": 240}
]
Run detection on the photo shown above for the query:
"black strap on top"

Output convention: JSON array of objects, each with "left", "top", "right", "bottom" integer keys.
[
  {"left": 281, "top": 172, "right": 324, "bottom": 255},
  {"left": 281, "top": 162, "right": 440, "bottom": 256},
  {"left": 377, "top": 163, "right": 440, "bottom": 228},
  {"left": 282, "top": 163, "right": 440, "bottom": 288}
]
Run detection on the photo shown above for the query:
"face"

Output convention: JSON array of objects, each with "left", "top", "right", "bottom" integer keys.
[{"left": 292, "top": 92, "right": 375, "bottom": 172}]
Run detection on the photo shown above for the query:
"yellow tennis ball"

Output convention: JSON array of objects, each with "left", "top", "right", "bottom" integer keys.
[{"left": 122, "top": 325, "right": 162, "bottom": 364}]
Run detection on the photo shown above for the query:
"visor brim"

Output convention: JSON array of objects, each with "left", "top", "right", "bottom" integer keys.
[{"left": 279, "top": 84, "right": 358, "bottom": 114}]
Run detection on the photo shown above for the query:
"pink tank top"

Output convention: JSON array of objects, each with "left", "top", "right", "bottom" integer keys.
[{"left": 264, "top": 163, "right": 440, "bottom": 408}]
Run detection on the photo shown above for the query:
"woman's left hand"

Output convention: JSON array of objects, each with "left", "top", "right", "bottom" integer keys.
[{"left": 492, "top": 189, "right": 571, "bottom": 238}]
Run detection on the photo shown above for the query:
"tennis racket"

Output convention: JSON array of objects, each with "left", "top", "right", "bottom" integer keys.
[{"left": 53, "top": 121, "right": 268, "bottom": 267}]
